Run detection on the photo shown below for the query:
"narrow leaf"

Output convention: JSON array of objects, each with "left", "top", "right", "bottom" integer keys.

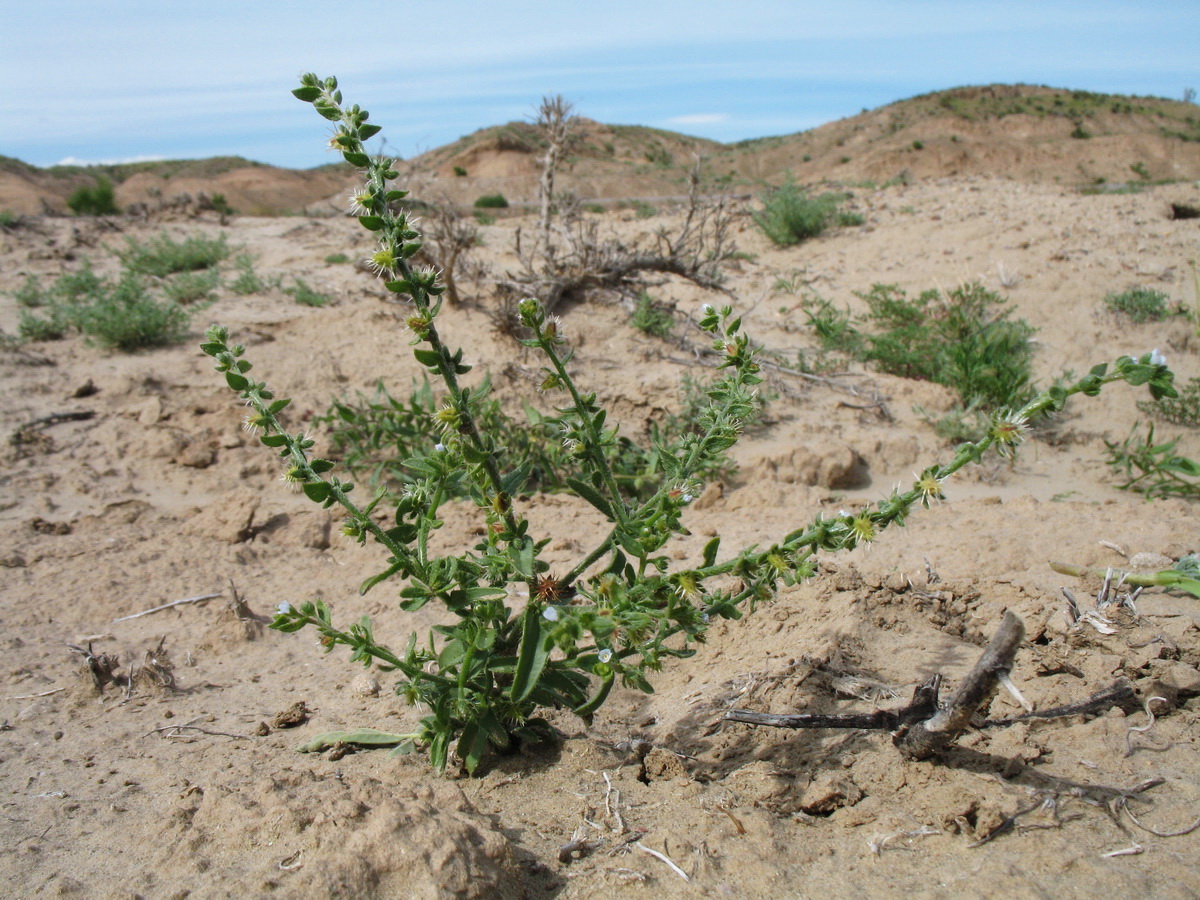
[
  {"left": 567, "top": 477, "right": 614, "bottom": 520},
  {"left": 511, "top": 603, "right": 550, "bottom": 702}
]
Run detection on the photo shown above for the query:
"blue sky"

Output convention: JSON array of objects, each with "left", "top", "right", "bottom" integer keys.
[{"left": 3, "top": 1, "right": 1197, "bottom": 169}]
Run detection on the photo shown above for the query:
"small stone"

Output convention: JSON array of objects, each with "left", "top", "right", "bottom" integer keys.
[{"left": 351, "top": 675, "right": 381, "bottom": 698}]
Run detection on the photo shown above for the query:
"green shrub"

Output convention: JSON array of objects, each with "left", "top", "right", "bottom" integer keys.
[
  {"left": 228, "top": 253, "right": 268, "bottom": 294},
  {"left": 163, "top": 269, "right": 219, "bottom": 305},
  {"left": 473, "top": 193, "right": 509, "bottom": 209},
  {"left": 1104, "top": 287, "right": 1170, "bottom": 323},
  {"left": 752, "top": 178, "right": 861, "bottom": 246},
  {"left": 473, "top": 211, "right": 495, "bottom": 225},
  {"left": 285, "top": 277, "right": 329, "bottom": 307},
  {"left": 209, "top": 193, "right": 235, "bottom": 216},
  {"left": 74, "top": 273, "right": 190, "bottom": 350},
  {"left": 632, "top": 200, "right": 657, "bottom": 219},
  {"left": 630, "top": 291, "right": 674, "bottom": 338},
  {"left": 67, "top": 177, "right": 119, "bottom": 216},
  {"left": 15, "top": 275, "right": 49, "bottom": 308},
  {"left": 118, "top": 232, "right": 230, "bottom": 276},
  {"left": 0, "top": 210, "right": 22, "bottom": 229},
  {"left": 324, "top": 253, "right": 351, "bottom": 264},
  {"left": 1139, "top": 375, "right": 1200, "bottom": 427},
  {"left": 857, "top": 282, "right": 1035, "bottom": 409},
  {"left": 1105, "top": 422, "right": 1200, "bottom": 500},
  {"left": 453, "top": 166, "right": 468, "bottom": 177},
  {"left": 807, "top": 282, "right": 1035, "bottom": 411},
  {"left": 18, "top": 307, "right": 69, "bottom": 341}
]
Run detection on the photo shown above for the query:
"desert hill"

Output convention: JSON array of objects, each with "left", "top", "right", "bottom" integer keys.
[{"left": 2, "top": 83, "right": 1198, "bottom": 216}]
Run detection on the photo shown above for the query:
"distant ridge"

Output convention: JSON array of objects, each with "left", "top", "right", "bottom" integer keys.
[{"left": 3, "top": 84, "right": 1198, "bottom": 216}]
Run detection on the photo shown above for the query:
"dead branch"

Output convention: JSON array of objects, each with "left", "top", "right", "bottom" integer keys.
[
  {"left": 726, "top": 613, "right": 1142, "bottom": 762},
  {"left": 111, "top": 591, "right": 221, "bottom": 622},
  {"left": 896, "top": 611, "right": 1024, "bottom": 759}
]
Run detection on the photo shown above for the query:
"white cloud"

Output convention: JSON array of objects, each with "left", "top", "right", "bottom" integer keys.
[{"left": 55, "top": 154, "right": 168, "bottom": 167}]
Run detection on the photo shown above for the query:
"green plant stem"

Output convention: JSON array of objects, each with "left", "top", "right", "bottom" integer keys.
[{"left": 538, "top": 334, "right": 629, "bottom": 526}]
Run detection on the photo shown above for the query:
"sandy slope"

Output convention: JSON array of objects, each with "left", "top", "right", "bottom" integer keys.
[{"left": 0, "top": 176, "right": 1198, "bottom": 898}]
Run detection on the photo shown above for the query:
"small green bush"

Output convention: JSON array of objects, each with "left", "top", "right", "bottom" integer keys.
[
  {"left": 163, "top": 269, "right": 219, "bottom": 305},
  {"left": 1105, "top": 422, "right": 1200, "bottom": 500},
  {"left": 18, "top": 307, "right": 69, "bottom": 341},
  {"left": 285, "top": 277, "right": 329, "bottom": 307},
  {"left": 15, "top": 275, "right": 48, "bottom": 308},
  {"left": 1104, "top": 287, "right": 1170, "bottom": 323},
  {"left": 752, "top": 178, "right": 861, "bottom": 246},
  {"left": 0, "top": 210, "right": 22, "bottom": 229},
  {"left": 67, "top": 177, "right": 119, "bottom": 216},
  {"left": 632, "top": 200, "right": 657, "bottom": 219},
  {"left": 630, "top": 292, "right": 674, "bottom": 338},
  {"left": 1139, "top": 376, "right": 1200, "bottom": 427},
  {"left": 228, "top": 253, "right": 268, "bottom": 294},
  {"left": 74, "top": 273, "right": 190, "bottom": 350},
  {"left": 453, "top": 166, "right": 468, "bottom": 177},
  {"left": 807, "top": 282, "right": 1035, "bottom": 411},
  {"left": 324, "top": 253, "right": 351, "bottom": 264},
  {"left": 118, "top": 232, "right": 231, "bottom": 276},
  {"left": 473, "top": 194, "right": 509, "bottom": 209},
  {"left": 473, "top": 211, "right": 496, "bottom": 225}
]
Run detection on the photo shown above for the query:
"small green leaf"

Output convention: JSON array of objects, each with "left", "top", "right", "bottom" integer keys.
[
  {"left": 572, "top": 670, "right": 615, "bottom": 717},
  {"left": 310, "top": 458, "right": 335, "bottom": 474},
  {"left": 358, "top": 215, "right": 385, "bottom": 231},
  {"left": 296, "top": 729, "right": 412, "bottom": 753},
  {"left": 457, "top": 720, "right": 489, "bottom": 775},
  {"left": 225, "top": 371, "right": 249, "bottom": 391},
  {"left": 702, "top": 535, "right": 721, "bottom": 568},
  {"left": 511, "top": 603, "right": 550, "bottom": 702},
  {"left": 303, "top": 481, "right": 331, "bottom": 503},
  {"left": 359, "top": 124, "right": 382, "bottom": 140},
  {"left": 566, "top": 477, "right": 614, "bottom": 520},
  {"left": 413, "top": 348, "right": 442, "bottom": 369},
  {"left": 259, "top": 433, "right": 288, "bottom": 447},
  {"left": 292, "top": 86, "right": 322, "bottom": 102}
]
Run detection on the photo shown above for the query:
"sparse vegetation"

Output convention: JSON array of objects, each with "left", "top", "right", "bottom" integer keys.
[
  {"left": 473, "top": 193, "right": 509, "bottom": 209},
  {"left": 1104, "top": 287, "right": 1171, "bottom": 323},
  {"left": 1139, "top": 376, "right": 1200, "bottom": 427},
  {"left": 118, "top": 232, "right": 231, "bottom": 276},
  {"left": 284, "top": 277, "right": 329, "bottom": 307},
  {"left": 67, "top": 176, "right": 119, "bottom": 216},
  {"left": 630, "top": 291, "right": 675, "bottom": 338},
  {"left": 324, "top": 253, "right": 351, "bottom": 264},
  {"left": 201, "top": 74, "right": 1178, "bottom": 774},
  {"left": 752, "top": 178, "right": 863, "bottom": 246},
  {"left": 1106, "top": 423, "right": 1200, "bottom": 500}
]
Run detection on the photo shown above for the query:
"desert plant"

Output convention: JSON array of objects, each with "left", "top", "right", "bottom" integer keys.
[
  {"left": 1105, "top": 420, "right": 1200, "bottom": 500},
  {"left": 1138, "top": 375, "right": 1200, "bottom": 427},
  {"left": 118, "top": 232, "right": 230, "bottom": 276},
  {"left": 474, "top": 193, "right": 509, "bottom": 209},
  {"left": 284, "top": 277, "right": 329, "bottom": 307},
  {"left": 630, "top": 291, "right": 674, "bottom": 338},
  {"left": 163, "top": 269, "right": 219, "bottom": 305},
  {"left": 67, "top": 177, "right": 119, "bottom": 216},
  {"left": 75, "top": 272, "right": 191, "bottom": 350},
  {"left": 324, "top": 252, "right": 351, "bottom": 264},
  {"left": 228, "top": 253, "right": 269, "bottom": 294},
  {"left": 201, "top": 74, "right": 1179, "bottom": 774},
  {"left": 1104, "top": 287, "right": 1171, "bottom": 323},
  {"left": 752, "top": 178, "right": 860, "bottom": 246}
]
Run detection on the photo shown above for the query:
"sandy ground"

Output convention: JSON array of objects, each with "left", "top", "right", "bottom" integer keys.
[{"left": 1, "top": 176, "right": 1198, "bottom": 899}]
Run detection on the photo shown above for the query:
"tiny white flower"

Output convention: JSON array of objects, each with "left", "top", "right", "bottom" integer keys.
[
  {"left": 598, "top": 649, "right": 613, "bottom": 663},
  {"left": 1149, "top": 348, "right": 1167, "bottom": 367},
  {"left": 543, "top": 606, "right": 560, "bottom": 622},
  {"left": 434, "top": 443, "right": 446, "bottom": 452},
  {"left": 682, "top": 494, "right": 694, "bottom": 504},
  {"left": 701, "top": 303, "right": 714, "bottom": 315},
  {"left": 276, "top": 602, "right": 292, "bottom": 615}
]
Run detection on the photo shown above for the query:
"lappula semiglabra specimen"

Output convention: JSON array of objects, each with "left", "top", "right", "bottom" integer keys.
[{"left": 201, "top": 73, "right": 1179, "bottom": 774}]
